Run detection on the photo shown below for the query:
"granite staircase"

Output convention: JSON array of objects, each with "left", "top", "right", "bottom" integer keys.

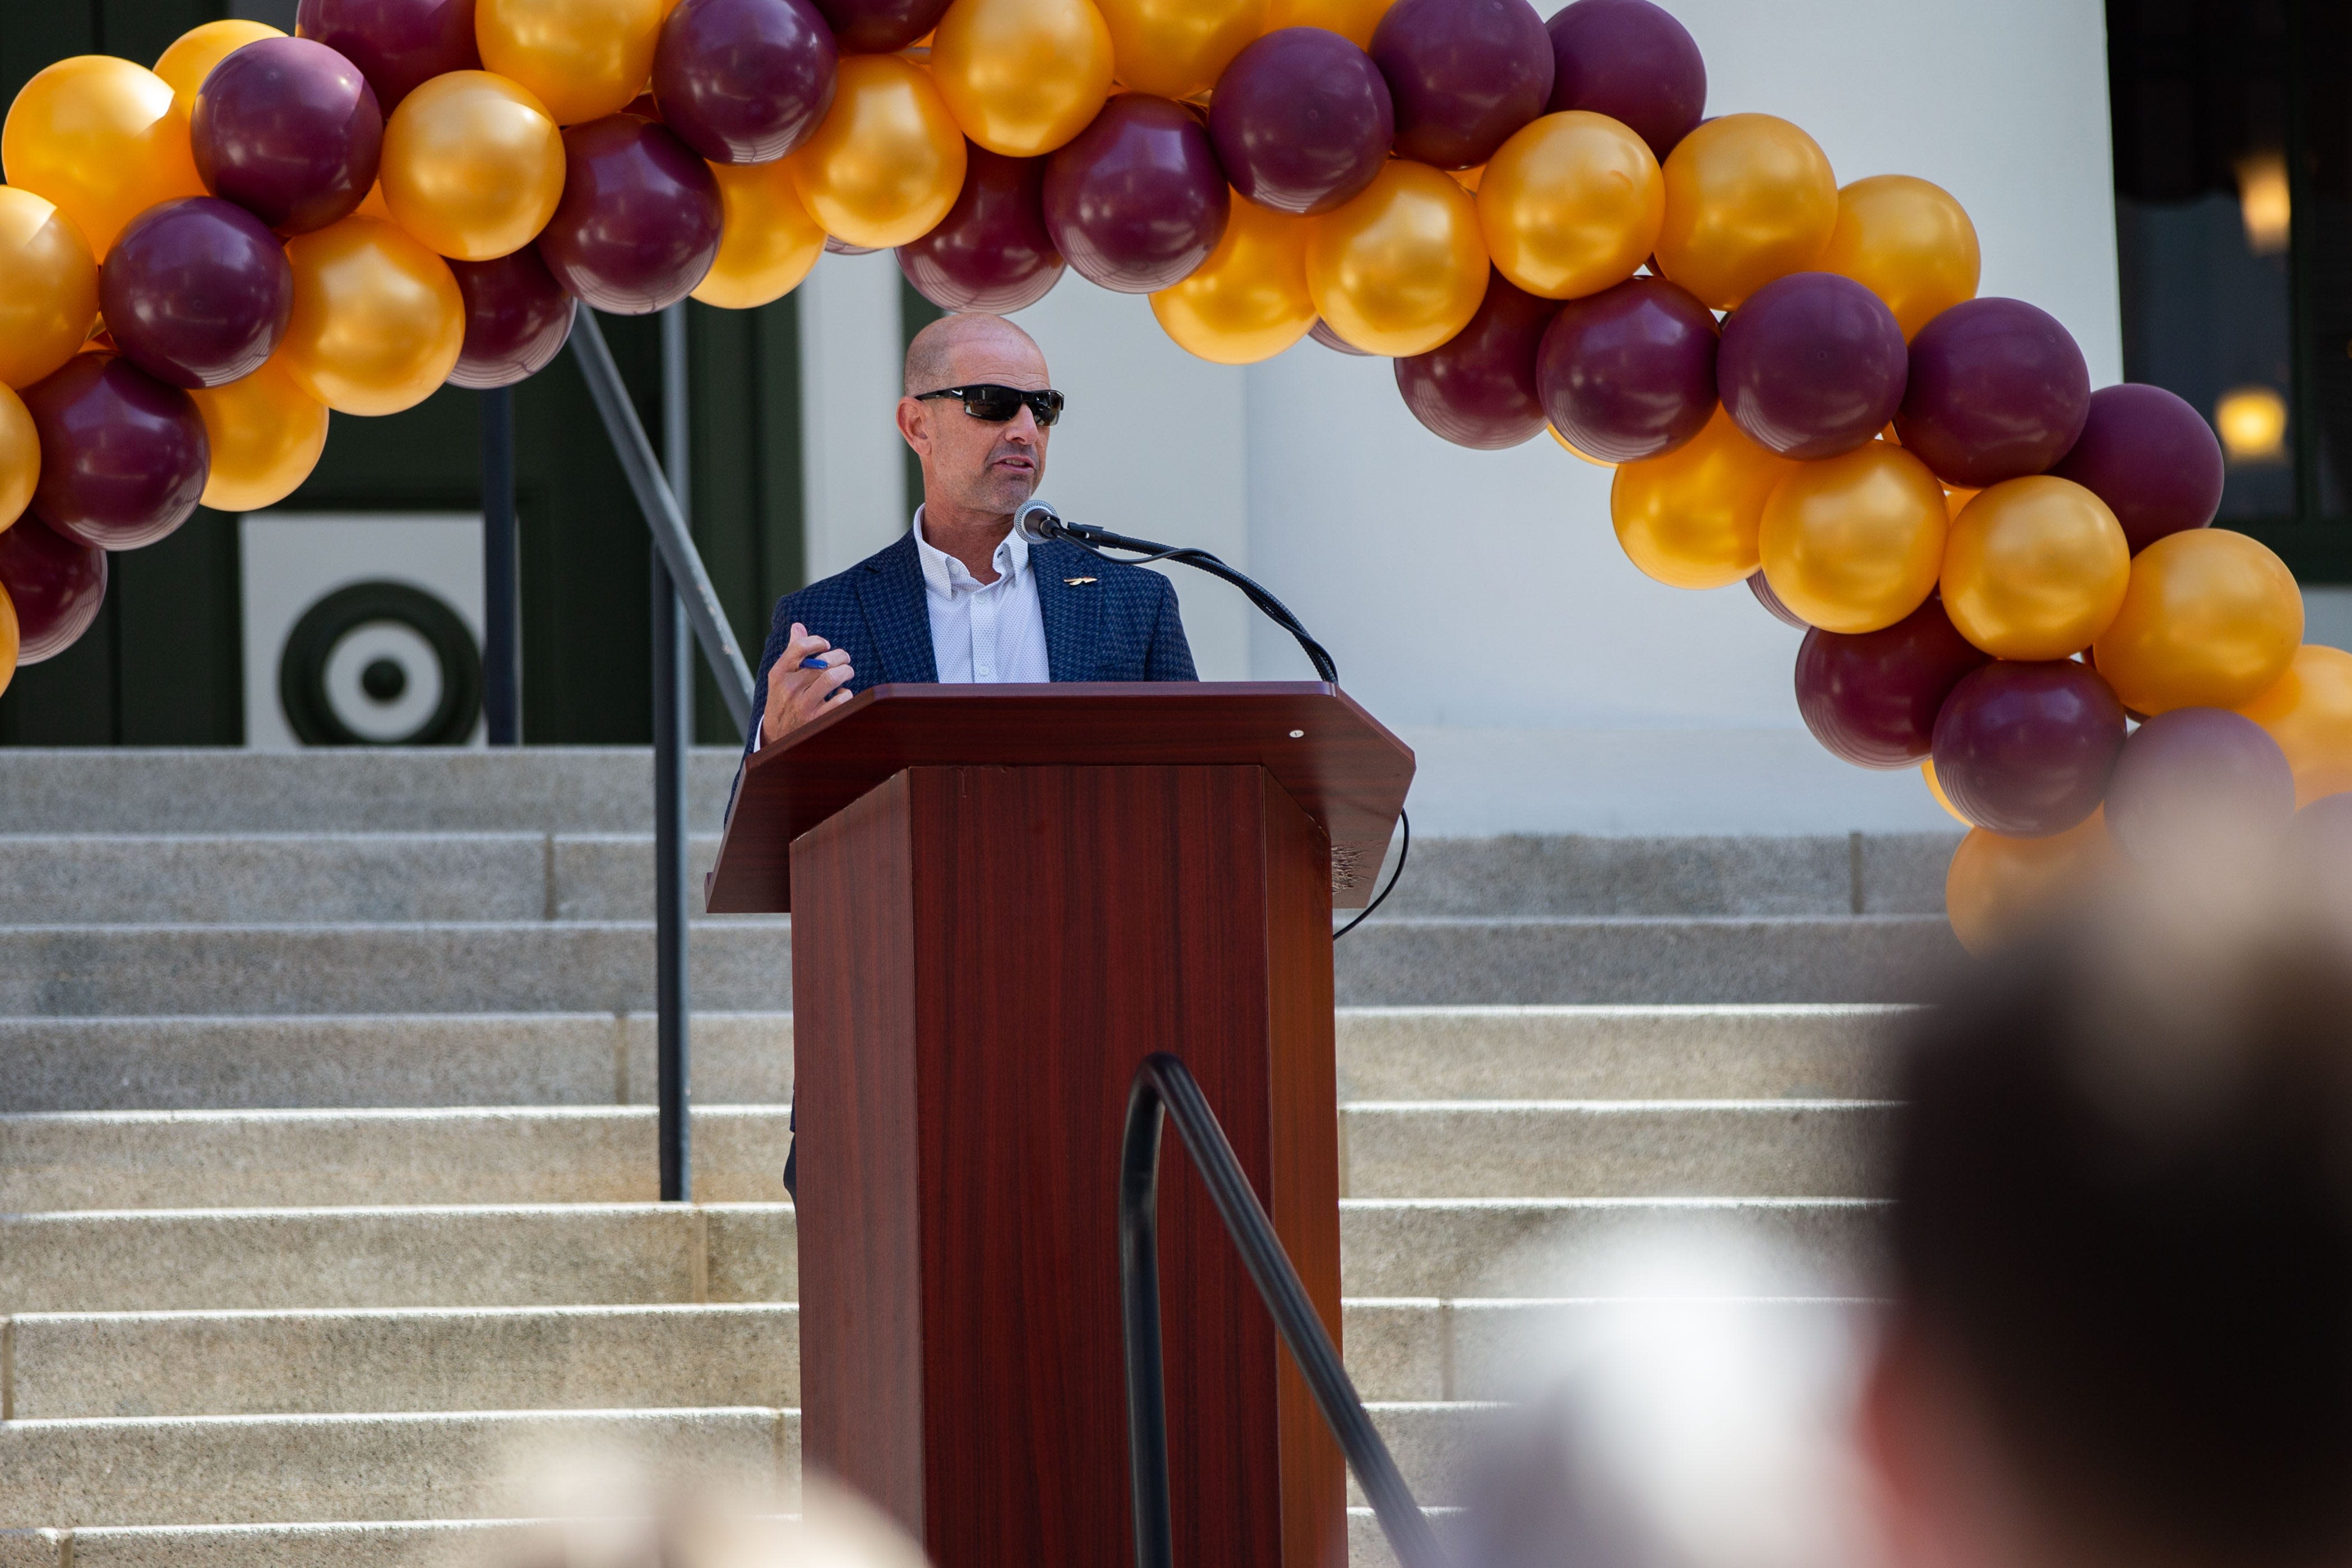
[{"left": 0, "top": 749, "right": 1958, "bottom": 1566}]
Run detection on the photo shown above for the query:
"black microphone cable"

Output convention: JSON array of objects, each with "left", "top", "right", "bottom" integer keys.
[{"left": 1015, "top": 502, "right": 1407, "bottom": 939}]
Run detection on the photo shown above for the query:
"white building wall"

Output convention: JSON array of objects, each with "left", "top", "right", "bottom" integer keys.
[{"left": 802, "top": 0, "right": 2125, "bottom": 834}]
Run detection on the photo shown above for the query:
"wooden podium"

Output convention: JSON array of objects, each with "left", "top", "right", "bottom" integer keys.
[{"left": 708, "top": 683, "right": 1415, "bottom": 1568}]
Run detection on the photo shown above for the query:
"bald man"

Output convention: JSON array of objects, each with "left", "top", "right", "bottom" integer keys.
[{"left": 743, "top": 312, "right": 1197, "bottom": 757}]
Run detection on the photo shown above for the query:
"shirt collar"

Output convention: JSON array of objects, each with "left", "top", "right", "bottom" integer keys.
[{"left": 912, "top": 505, "right": 1029, "bottom": 599}]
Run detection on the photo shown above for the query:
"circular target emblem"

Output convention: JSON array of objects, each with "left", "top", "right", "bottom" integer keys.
[{"left": 279, "top": 581, "right": 483, "bottom": 747}]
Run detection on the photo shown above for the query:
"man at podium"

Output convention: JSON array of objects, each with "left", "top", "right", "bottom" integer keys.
[{"left": 741, "top": 312, "right": 1198, "bottom": 757}]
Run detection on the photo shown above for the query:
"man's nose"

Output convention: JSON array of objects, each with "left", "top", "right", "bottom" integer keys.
[{"left": 1004, "top": 408, "right": 1039, "bottom": 442}]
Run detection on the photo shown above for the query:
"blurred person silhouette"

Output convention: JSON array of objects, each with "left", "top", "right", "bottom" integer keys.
[
  {"left": 1866, "top": 877, "right": 2352, "bottom": 1568},
  {"left": 493, "top": 1473, "right": 930, "bottom": 1568}
]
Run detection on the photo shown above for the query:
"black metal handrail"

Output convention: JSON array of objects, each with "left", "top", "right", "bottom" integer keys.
[{"left": 1120, "top": 1052, "right": 1449, "bottom": 1568}]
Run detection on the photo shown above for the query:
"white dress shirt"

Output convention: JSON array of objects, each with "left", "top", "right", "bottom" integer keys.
[{"left": 912, "top": 507, "right": 1051, "bottom": 683}]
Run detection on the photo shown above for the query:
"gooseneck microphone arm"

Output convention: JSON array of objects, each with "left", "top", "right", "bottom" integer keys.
[
  {"left": 1015, "top": 502, "right": 1340, "bottom": 684},
  {"left": 1013, "top": 500, "right": 1407, "bottom": 938}
]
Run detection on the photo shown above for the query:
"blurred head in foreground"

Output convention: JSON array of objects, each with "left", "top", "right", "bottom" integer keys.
[
  {"left": 1871, "top": 884, "right": 2352, "bottom": 1568},
  {"left": 497, "top": 1474, "right": 929, "bottom": 1568}
]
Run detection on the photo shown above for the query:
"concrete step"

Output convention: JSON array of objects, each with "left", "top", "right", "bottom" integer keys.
[
  {"left": 6, "top": 1306, "right": 801, "bottom": 1420},
  {"left": 0, "top": 923, "right": 792, "bottom": 1017},
  {"left": 3, "top": 1293, "right": 1743, "bottom": 1420},
  {"left": 1, "top": 1006, "right": 1906, "bottom": 1114},
  {"left": 0, "top": 1108, "right": 795, "bottom": 1211},
  {"left": 1339, "top": 1197, "right": 1881, "bottom": 1298},
  {"left": 3, "top": 1515, "right": 1455, "bottom": 1568},
  {"left": 1339, "top": 1100, "right": 1890, "bottom": 1199},
  {"left": 1334, "top": 1005, "right": 1907, "bottom": 1101},
  {"left": 0, "top": 1407, "right": 793, "bottom": 1529},
  {"left": 2, "top": 1097, "right": 1883, "bottom": 1211},
  {"left": 1336, "top": 915, "right": 1960, "bottom": 1003},
  {"left": 1383, "top": 832, "right": 1953, "bottom": 917},
  {"left": 0, "top": 1205, "right": 796, "bottom": 1313},
  {"left": 2, "top": 915, "right": 1950, "bottom": 1015},
  {"left": 0, "top": 1014, "right": 792, "bottom": 1114},
  {"left": 0, "top": 750, "right": 744, "bottom": 835},
  {"left": 0, "top": 1403, "right": 1484, "bottom": 1530},
  {"left": 0, "top": 835, "right": 733, "bottom": 926}
]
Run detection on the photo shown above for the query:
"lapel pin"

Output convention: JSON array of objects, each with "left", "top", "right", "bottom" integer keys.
[{"left": 1064, "top": 576, "right": 1097, "bottom": 586}]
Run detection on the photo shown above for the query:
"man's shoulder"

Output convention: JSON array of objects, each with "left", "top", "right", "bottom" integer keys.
[{"left": 782, "top": 533, "right": 916, "bottom": 611}]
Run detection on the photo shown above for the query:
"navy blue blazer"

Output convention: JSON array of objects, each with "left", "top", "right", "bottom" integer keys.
[{"left": 742, "top": 529, "right": 1198, "bottom": 762}]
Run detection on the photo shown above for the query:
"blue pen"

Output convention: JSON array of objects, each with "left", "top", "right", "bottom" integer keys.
[{"left": 800, "top": 655, "right": 837, "bottom": 670}]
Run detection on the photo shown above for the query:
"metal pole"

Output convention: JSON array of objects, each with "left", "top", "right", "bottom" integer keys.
[
  {"left": 654, "top": 303, "right": 694, "bottom": 1203},
  {"left": 569, "top": 311, "right": 755, "bottom": 734},
  {"left": 480, "top": 387, "right": 521, "bottom": 744}
]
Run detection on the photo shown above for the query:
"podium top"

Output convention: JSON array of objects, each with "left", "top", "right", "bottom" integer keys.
[{"left": 705, "top": 682, "right": 1415, "bottom": 913}]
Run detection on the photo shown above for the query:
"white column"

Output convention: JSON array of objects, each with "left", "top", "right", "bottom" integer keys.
[{"left": 798, "top": 251, "right": 913, "bottom": 582}]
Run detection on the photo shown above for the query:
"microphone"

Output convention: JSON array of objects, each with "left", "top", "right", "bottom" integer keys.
[{"left": 1013, "top": 498, "right": 1064, "bottom": 544}]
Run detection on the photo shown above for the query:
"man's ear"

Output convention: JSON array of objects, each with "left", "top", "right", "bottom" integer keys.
[{"left": 895, "top": 396, "right": 928, "bottom": 455}]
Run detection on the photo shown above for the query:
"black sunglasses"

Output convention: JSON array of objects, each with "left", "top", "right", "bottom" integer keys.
[{"left": 914, "top": 383, "right": 1065, "bottom": 427}]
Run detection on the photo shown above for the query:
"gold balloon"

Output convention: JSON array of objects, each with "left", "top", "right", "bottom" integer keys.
[
  {"left": 190, "top": 354, "right": 330, "bottom": 512},
  {"left": 1262, "top": 0, "right": 1392, "bottom": 49},
  {"left": 1609, "top": 405, "right": 1794, "bottom": 590},
  {"left": 0, "top": 382, "right": 36, "bottom": 529},
  {"left": 1305, "top": 159, "right": 1489, "bottom": 357},
  {"left": 0, "top": 185, "right": 100, "bottom": 390},
  {"left": 475, "top": 0, "right": 664, "bottom": 126},
  {"left": 2093, "top": 528, "right": 2304, "bottom": 714},
  {"left": 1758, "top": 442, "right": 1947, "bottom": 634},
  {"left": 1550, "top": 424, "right": 1613, "bottom": 467},
  {"left": 154, "top": 20, "right": 283, "bottom": 119},
  {"left": 1921, "top": 758, "right": 1970, "bottom": 826},
  {"left": 380, "top": 71, "right": 566, "bottom": 262},
  {"left": 1150, "top": 197, "right": 1314, "bottom": 363},
  {"left": 1478, "top": 111, "right": 1661, "bottom": 301},
  {"left": 1816, "top": 173, "right": 1979, "bottom": 341},
  {"left": 0, "top": 582, "right": 17, "bottom": 699},
  {"left": 1942, "top": 484, "right": 1976, "bottom": 520},
  {"left": 1097, "top": 0, "right": 1265, "bottom": 101},
  {"left": 792, "top": 55, "right": 969, "bottom": 251},
  {"left": 356, "top": 183, "right": 394, "bottom": 221},
  {"left": 281, "top": 216, "right": 466, "bottom": 417},
  {"left": 695, "top": 158, "right": 825, "bottom": 309},
  {"left": 1655, "top": 112, "right": 1837, "bottom": 311},
  {"left": 1940, "top": 476, "right": 2129, "bottom": 660},
  {"left": 931, "top": 0, "right": 1115, "bottom": 158},
  {"left": 2, "top": 56, "right": 206, "bottom": 257},
  {"left": 2239, "top": 645, "right": 2352, "bottom": 806},
  {"left": 1945, "top": 811, "right": 2115, "bottom": 957}
]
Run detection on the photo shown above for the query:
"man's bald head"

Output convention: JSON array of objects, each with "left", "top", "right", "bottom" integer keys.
[{"left": 903, "top": 313, "right": 1046, "bottom": 397}]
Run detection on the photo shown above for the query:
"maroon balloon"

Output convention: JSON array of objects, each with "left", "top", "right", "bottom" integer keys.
[
  {"left": 191, "top": 36, "right": 383, "bottom": 234},
  {"left": 1371, "top": 0, "right": 1554, "bottom": 169},
  {"left": 1209, "top": 28, "right": 1393, "bottom": 216},
  {"left": 897, "top": 146, "right": 1064, "bottom": 313},
  {"left": 0, "top": 512, "right": 107, "bottom": 663},
  {"left": 1042, "top": 95, "right": 1230, "bottom": 294},
  {"left": 2047, "top": 383, "right": 2225, "bottom": 555},
  {"left": 1394, "top": 270, "right": 1558, "bottom": 448},
  {"left": 538, "top": 116, "right": 724, "bottom": 315},
  {"left": 1717, "top": 271, "right": 1906, "bottom": 460},
  {"left": 1795, "top": 597, "right": 1991, "bottom": 769},
  {"left": 1544, "top": 0, "right": 1704, "bottom": 161},
  {"left": 1748, "top": 571, "right": 1809, "bottom": 629},
  {"left": 1536, "top": 274, "right": 1718, "bottom": 461},
  {"left": 1894, "top": 297, "right": 2091, "bottom": 489},
  {"left": 809, "top": 0, "right": 949, "bottom": 53},
  {"left": 449, "top": 250, "right": 577, "bottom": 389},
  {"left": 20, "top": 357, "right": 210, "bottom": 552},
  {"left": 654, "top": 0, "right": 838, "bottom": 165},
  {"left": 294, "top": 0, "right": 479, "bottom": 112},
  {"left": 1309, "top": 318, "right": 1372, "bottom": 355},
  {"left": 100, "top": 197, "right": 293, "bottom": 390},
  {"left": 1931, "top": 660, "right": 2126, "bottom": 836},
  {"left": 2104, "top": 706, "right": 2294, "bottom": 859}
]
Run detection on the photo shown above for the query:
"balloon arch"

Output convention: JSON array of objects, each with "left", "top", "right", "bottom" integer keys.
[{"left": 0, "top": 0, "right": 2346, "bottom": 944}]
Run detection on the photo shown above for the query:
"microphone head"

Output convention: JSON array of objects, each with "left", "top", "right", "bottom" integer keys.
[{"left": 1013, "top": 498, "right": 1062, "bottom": 543}]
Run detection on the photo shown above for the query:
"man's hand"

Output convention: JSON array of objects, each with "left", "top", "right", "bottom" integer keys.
[{"left": 758, "top": 623, "right": 854, "bottom": 749}]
